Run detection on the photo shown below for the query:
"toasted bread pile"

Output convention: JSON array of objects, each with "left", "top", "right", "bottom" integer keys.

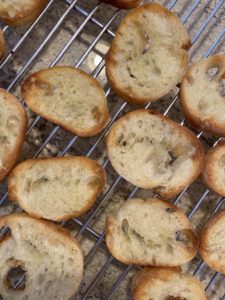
[{"left": 0, "top": 1, "right": 224, "bottom": 298}]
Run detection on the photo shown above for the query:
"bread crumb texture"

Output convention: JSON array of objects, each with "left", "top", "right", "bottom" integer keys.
[
  {"left": 106, "top": 2, "right": 191, "bottom": 104},
  {"left": 0, "top": 88, "right": 27, "bottom": 182},
  {"left": 0, "top": 0, "right": 48, "bottom": 26},
  {"left": 8, "top": 157, "right": 105, "bottom": 221},
  {"left": 0, "top": 0, "right": 34, "bottom": 18},
  {"left": 21, "top": 66, "right": 109, "bottom": 137},
  {"left": 181, "top": 54, "right": 225, "bottom": 136},
  {"left": 202, "top": 142, "right": 225, "bottom": 197},
  {"left": 0, "top": 213, "right": 83, "bottom": 300},
  {"left": 132, "top": 267, "right": 207, "bottom": 300},
  {"left": 106, "top": 109, "right": 204, "bottom": 198},
  {"left": 106, "top": 198, "right": 198, "bottom": 266},
  {"left": 200, "top": 210, "right": 225, "bottom": 274}
]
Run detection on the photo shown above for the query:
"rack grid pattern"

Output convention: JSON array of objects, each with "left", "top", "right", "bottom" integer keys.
[{"left": 0, "top": 0, "right": 225, "bottom": 299}]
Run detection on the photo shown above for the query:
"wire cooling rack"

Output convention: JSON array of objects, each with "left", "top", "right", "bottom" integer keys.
[{"left": 0, "top": 0, "right": 225, "bottom": 299}]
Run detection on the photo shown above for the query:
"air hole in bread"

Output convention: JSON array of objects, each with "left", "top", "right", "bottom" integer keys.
[
  {"left": 142, "top": 31, "right": 151, "bottom": 54},
  {"left": 176, "top": 229, "right": 197, "bottom": 248},
  {"left": 0, "top": 226, "right": 11, "bottom": 242},
  {"left": 7, "top": 115, "right": 19, "bottom": 131},
  {"left": 0, "top": 295, "right": 3, "bottom": 300},
  {"left": 168, "top": 151, "right": 177, "bottom": 165},
  {"left": 31, "top": 176, "right": 49, "bottom": 189},
  {"left": 186, "top": 74, "right": 194, "bottom": 85},
  {"left": 166, "top": 207, "right": 176, "bottom": 213},
  {"left": 0, "top": 136, "right": 7, "bottom": 144},
  {"left": 137, "top": 120, "right": 143, "bottom": 128},
  {"left": 219, "top": 79, "right": 225, "bottom": 97},
  {"left": 206, "top": 67, "right": 219, "bottom": 81},
  {"left": 127, "top": 66, "right": 137, "bottom": 79},
  {"left": 165, "top": 296, "right": 187, "bottom": 300},
  {"left": 6, "top": 266, "right": 26, "bottom": 290},
  {"left": 87, "top": 176, "right": 101, "bottom": 189},
  {"left": 122, "top": 218, "right": 129, "bottom": 237},
  {"left": 166, "top": 243, "right": 174, "bottom": 254},
  {"left": 91, "top": 106, "right": 101, "bottom": 121}
]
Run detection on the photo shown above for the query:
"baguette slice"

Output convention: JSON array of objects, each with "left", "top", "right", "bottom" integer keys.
[
  {"left": 0, "top": 88, "right": 28, "bottom": 182},
  {"left": 199, "top": 210, "right": 225, "bottom": 274},
  {"left": 8, "top": 156, "right": 106, "bottom": 221},
  {"left": 105, "top": 2, "right": 191, "bottom": 105},
  {"left": 106, "top": 109, "right": 204, "bottom": 199},
  {"left": 0, "top": 213, "right": 83, "bottom": 300},
  {"left": 180, "top": 54, "right": 225, "bottom": 136},
  {"left": 202, "top": 142, "right": 225, "bottom": 197},
  {"left": 132, "top": 267, "right": 207, "bottom": 300},
  {"left": 103, "top": 0, "right": 141, "bottom": 9},
  {"left": 0, "top": 0, "right": 48, "bottom": 26},
  {"left": 21, "top": 66, "right": 110, "bottom": 137},
  {"left": 105, "top": 198, "right": 199, "bottom": 266},
  {"left": 0, "top": 28, "right": 5, "bottom": 58}
]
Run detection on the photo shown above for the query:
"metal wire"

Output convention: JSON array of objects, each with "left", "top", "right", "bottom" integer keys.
[{"left": 0, "top": 0, "right": 224, "bottom": 298}]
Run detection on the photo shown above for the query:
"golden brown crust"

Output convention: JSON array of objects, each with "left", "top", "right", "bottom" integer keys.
[
  {"left": 106, "top": 109, "right": 205, "bottom": 199},
  {"left": 8, "top": 156, "right": 106, "bottom": 221},
  {"left": 199, "top": 210, "right": 225, "bottom": 274},
  {"left": 21, "top": 66, "right": 110, "bottom": 137},
  {"left": 106, "top": 2, "right": 191, "bottom": 105},
  {"left": 201, "top": 141, "right": 225, "bottom": 197},
  {"left": 103, "top": 0, "right": 141, "bottom": 9},
  {"left": 0, "top": 212, "right": 83, "bottom": 250},
  {"left": 0, "top": 88, "right": 28, "bottom": 182},
  {"left": 0, "top": 28, "right": 5, "bottom": 58},
  {"left": 180, "top": 55, "right": 225, "bottom": 137},
  {"left": 105, "top": 198, "right": 199, "bottom": 266},
  {"left": 132, "top": 267, "right": 207, "bottom": 300},
  {"left": 0, "top": 0, "right": 48, "bottom": 26}
]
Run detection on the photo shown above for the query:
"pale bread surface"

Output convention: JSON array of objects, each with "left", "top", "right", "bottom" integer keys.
[
  {"left": 0, "top": 88, "right": 28, "bottom": 182},
  {"left": 132, "top": 267, "right": 207, "bottom": 300},
  {"left": 21, "top": 66, "right": 110, "bottom": 137},
  {"left": 105, "top": 198, "right": 199, "bottom": 266},
  {"left": 106, "top": 2, "right": 191, "bottom": 105},
  {"left": 180, "top": 54, "right": 225, "bottom": 136},
  {"left": 202, "top": 142, "right": 225, "bottom": 197},
  {"left": 200, "top": 210, "right": 225, "bottom": 274},
  {"left": 106, "top": 109, "right": 204, "bottom": 198},
  {"left": 0, "top": 213, "right": 83, "bottom": 300},
  {"left": 8, "top": 156, "right": 106, "bottom": 221},
  {"left": 0, "top": 0, "right": 48, "bottom": 26}
]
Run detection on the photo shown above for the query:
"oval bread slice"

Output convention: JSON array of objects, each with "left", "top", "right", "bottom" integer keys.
[
  {"left": 8, "top": 156, "right": 106, "bottom": 221},
  {"left": 180, "top": 54, "right": 225, "bottom": 136},
  {"left": 0, "top": 0, "right": 48, "bottom": 26},
  {"left": 105, "top": 198, "right": 199, "bottom": 266},
  {"left": 106, "top": 109, "right": 204, "bottom": 199},
  {"left": 0, "top": 28, "right": 5, "bottom": 58},
  {"left": 132, "top": 267, "right": 207, "bottom": 300},
  {"left": 0, "top": 213, "right": 83, "bottom": 300},
  {"left": 105, "top": 2, "right": 191, "bottom": 105},
  {"left": 202, "top": 142, "right": 225, "bottom": 197},
  {"left": 199, "top": 210, "right": 225, "bottom": 274},
  {"left": 103, "top": 0, "right": 141, "bottom": 9},
  {"left": 21, "top": 66, "right": 110, "bottom": 137},
  {"left": 0, "top": 88, "right": 28, "bottom": 182}
]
